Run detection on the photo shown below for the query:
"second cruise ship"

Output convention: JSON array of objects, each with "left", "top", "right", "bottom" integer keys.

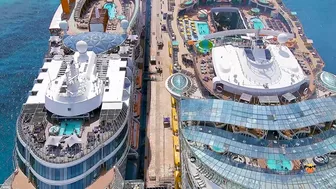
[{"left": 13, "top": 0, "right": 143, "bottom": 188}]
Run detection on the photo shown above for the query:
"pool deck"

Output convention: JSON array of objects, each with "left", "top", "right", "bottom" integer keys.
[
  {"left": 144, "top": 0, "right": 174, "bottom": 187},
  {"left": 65, "top": 0, "right": 133, "bottom": 35}
]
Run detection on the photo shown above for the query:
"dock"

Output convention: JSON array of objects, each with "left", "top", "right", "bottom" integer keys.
[{"left": 144, "top": 0, "right": 175, "bottom": 188}]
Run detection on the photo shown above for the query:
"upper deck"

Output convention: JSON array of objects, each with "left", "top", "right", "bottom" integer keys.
[
  {"left": 49, "top": 0, "right": 139, "bottom": 35},
  {"left": 16, "top": 32, "right": 139, "bottom": 164}
]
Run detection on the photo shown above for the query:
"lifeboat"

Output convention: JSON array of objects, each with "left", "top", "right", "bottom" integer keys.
[
  {"left": 130, "top": 120, "right": 140, "bottom": 150},
  {"left": 173, "top": 136, "right": 180, "bottom": 167},
  {"left": 172, "top": 108, "right": 178, "bottom": 134},
  {"left": 136, "top": 69, "right": 143, "bottom": 89},
  {"left": 133, "top": 91, "right": 142, "bottom": 118}
]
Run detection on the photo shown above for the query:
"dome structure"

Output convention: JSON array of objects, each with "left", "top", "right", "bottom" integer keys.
[
  {"left": 64, "top": 32, "right": 126, "bottom": 54},
  {"left": 318, "top": 71, "right": 336, "bottom": 92},
  {"left": 277, "top": 33, "right": 288, "bottom": 44},
  {"left": 165, "top": 73, "right": 192, "bottom": 97},
  {"left": 59, "top": 21, "right": 68, "bottom": 30},
  {"left": 76, "top": 41, "right": 88, "bottom": 53}
]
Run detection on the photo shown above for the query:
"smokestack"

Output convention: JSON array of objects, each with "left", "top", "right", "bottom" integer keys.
[{"left": 95, "top": 7, "right": 100, "bottom": 19}]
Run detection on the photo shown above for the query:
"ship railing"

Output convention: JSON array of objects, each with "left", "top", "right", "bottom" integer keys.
[{"left": 16, "top": 98, "right": 131, "bottom": 164}]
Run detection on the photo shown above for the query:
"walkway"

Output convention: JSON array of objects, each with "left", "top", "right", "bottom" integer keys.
[{"left": 145, "top": 0, "right": 174, "bottom": 187}]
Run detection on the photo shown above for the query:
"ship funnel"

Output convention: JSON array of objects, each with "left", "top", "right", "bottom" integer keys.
[
  {"left": 61, "top": 0, "right": 70, "bottom": 14},
  {"left": 95, "top": 7, "right": 100, "bottom": 19}
]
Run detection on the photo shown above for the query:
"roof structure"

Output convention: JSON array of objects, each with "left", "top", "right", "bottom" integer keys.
[
  {"left": 317, "top": 71, "right": 336, "bottom": 92},
  {"left": 180, "top": 98, "right": 336, "bottom": 130},
  {"left": 282, "top": 92, "right": 296, "bottom": 102},
  {"left": 64, "top": 32, "right": 127, "bottom": 54},
  {"left": 182, "top": 126, "right": 336, "bottom": 160},
  {"left": 165, "top": 73, "right": 193, "bottom": 97},
  {"left": 240, "top": 93, "right": 252, "bottom": 102},
  {"left": 258, "top": 96, "right": 280, "bottom": 104},
  {"left": 211, "top": 44, "right": 308, "bottom": 96}
]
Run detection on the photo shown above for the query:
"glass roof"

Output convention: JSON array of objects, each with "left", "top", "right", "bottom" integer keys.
[
  {"left": 166, "top": 73, "right": 192, "bottom": 97},
  {"left": 189, "top": 145, "right": 336, "bottom": 189},
  {"left": 63, "top": 32, "right": 126, "bottom": 54},
  {"left": 319, "top": 71, "right": 336, "bottom": 92},
  {"left": 182, "top": 126, "right": 336, "bottom": 160},
  {"left": 180, "top": 97, "right": 336, "bottom": 130}
]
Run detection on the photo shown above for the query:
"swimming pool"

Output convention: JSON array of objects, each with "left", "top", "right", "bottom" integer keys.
[
  {"left": 196, "top": 22, "right": 210, "bottom": 40},
  {"left": 251, "top": 18, "right": 264, "bottom": 29},
  {"left": 58, "top": 120, "right": 82, "bottom": 136},
  {"left": 104, "top": 3, "right": 117, "bottom": 20},
  {"left": 267, "top": 156, "right": 293, "bottom": 172}
]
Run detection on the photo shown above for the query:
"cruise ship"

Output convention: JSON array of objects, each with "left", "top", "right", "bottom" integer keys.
[
  {"left": 12, "top": 0, "right": 144, "bottom": 188},
  {"left": 164, "top": 2, "right": 336, "bottom": 189}
]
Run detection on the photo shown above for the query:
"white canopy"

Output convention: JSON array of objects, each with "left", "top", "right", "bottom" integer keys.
[
  {"left": 45, "top": 136, "right": 63, "bottom": 147},
  {"left": 65, "top": 134, "right": 82, "bottom": 147}
]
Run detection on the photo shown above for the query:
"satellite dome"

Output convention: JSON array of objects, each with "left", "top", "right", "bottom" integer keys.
[
  {"left": 59, "top": 21, "right": 68, "bottom": 30},
  {"left": 277, "top": 33, "right": 288, "bottom": 44},
  {"left": 120, "top": 20, "right": 129, "bottom": 30},
  {"left": 76, "top": 41, "right": 88, "bottom": 53}
]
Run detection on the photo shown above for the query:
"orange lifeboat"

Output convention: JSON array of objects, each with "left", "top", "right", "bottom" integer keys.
[
  {"left": 130, "top": 120, "right": 140, "bottom": 150},
  {"left": 136, "top": 69, "right": 143, "bottom": 89},
  {"left": 133, "top": 92, "right": 142, "bottom": 118}
]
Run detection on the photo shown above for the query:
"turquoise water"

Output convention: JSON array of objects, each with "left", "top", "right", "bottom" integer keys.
[
  {"left": 184, "top": 0, "right": 193, "bottom": 6},
  {"left": 59, "top": 120, "right": 82, "bottom": 136},
  {"left": 267, "top": 158, "right": 292, "bottom": 171},
  {"left": 251, "top": 18, "right": 264, "bottom": 29},
  {"left": 211, "top": 145, "right": 225, "bottom": 153},
  {"left": 104, "top": 3, "right": 117, "bottom": 20},
  {"left": 196, "top": 40, "right": 213, "bottom": 54},
  {"left": 196, "top": 22, "right": 210, "bottom": 40},
  {"left": 0, "top": 0, "right": 60, "bottom": 182}
]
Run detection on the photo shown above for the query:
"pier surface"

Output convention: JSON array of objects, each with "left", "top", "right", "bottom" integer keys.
[{"left": 144, "top": 0, "right": 175, "bottom": 187}]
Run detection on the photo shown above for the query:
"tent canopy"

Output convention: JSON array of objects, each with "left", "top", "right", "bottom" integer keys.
[
  {"left": 65, "top": 134, "right": 82, "bottom": 147},
  {"left": 45, "top": 136, "right": 63, "bottom": 147}
]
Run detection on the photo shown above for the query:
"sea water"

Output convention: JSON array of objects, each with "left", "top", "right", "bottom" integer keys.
[
  {"left": 0, "top": 0, "right": 336, "bottom": 183},
  {"left": 282, "top": 0, "right": 336, "bottom": 73},
  {"left": 0, "top": 0, "right": 59, "bottom": 183}
]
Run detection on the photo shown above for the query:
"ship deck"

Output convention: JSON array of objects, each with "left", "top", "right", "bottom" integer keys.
[
  {"left": 144, "top": 0, "right": 175, "bottom": 187},
  {"left": 11, "top": 169, "right": 35, "bottom": 189},
  {"left": 50, "top": 0, "right": 134, "bottom": 35}
]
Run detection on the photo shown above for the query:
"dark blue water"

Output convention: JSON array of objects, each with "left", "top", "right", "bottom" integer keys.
[
  {"left": 282, "top": 0, "right": 336, "bottom": 73},
  {"left": 0, "top": 0, "right": 335, "bottom": 184},
  {"left": 0, "top": 0, "right": 59, "bottom": 183}
]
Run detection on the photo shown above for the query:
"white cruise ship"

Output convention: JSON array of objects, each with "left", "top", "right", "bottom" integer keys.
[{"left": 13, "top": 0, "right": 143, "bottom": 188}]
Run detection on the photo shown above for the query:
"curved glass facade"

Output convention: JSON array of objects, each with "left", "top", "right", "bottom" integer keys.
[
  {"left": 33, "top": 140, "right": 128, "bottom": 189},
  {"left": 17, "top": 124, "right": 128, "bottom": 181},
  {"left": 180, "top": 98, "right": 336, "bottom": 188}
]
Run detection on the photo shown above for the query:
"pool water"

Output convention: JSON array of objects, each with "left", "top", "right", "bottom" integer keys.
[
  {"left": 267, "top": 157, "right": 292, "bottom": 171},
  {"left": 251, "top": 18, "right": 264, "bottom": 29},
  {"left": 196, "top": 22, "right": 210, "bottom": 40},
  {"left": 59, "top": 120, "right": 82, "bottom": 136},
  {"left": 196, "top": 39, "right": 213, "bottom": 54},
  {"left": 104, "top": 3, "right": 117, "bottom": 20}
]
